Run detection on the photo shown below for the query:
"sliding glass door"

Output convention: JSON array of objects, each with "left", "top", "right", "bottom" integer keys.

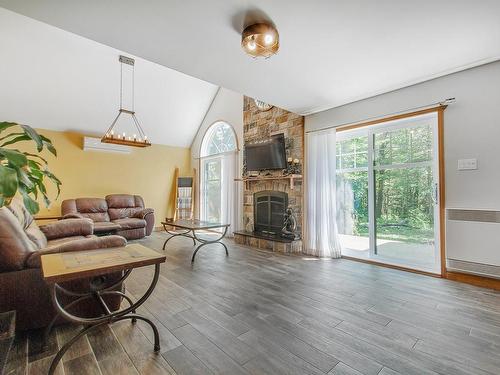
[{"left": 336, "top": 112, "right": 441, "bottom": 273}]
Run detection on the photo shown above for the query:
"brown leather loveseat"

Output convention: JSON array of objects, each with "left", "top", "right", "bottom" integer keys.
[
  {"left": 0, "top": 200, "right": 126, "bottom": 331},
  {"left": 62, "top": 194, "right": 154, "bottom": 240}
]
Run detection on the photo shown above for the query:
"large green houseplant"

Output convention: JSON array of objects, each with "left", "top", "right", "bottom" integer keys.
[{"left": 0, "top": 122, "right": 61, "bottom": 214}]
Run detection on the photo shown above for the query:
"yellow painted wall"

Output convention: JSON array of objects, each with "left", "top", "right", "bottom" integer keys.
[{"left": 17, "top": 129, "right": 190, "bottom": 224}]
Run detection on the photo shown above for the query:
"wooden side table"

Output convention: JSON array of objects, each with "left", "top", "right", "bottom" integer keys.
[{"left": 41, "top": 244, "right": 166, "bottom": 375}]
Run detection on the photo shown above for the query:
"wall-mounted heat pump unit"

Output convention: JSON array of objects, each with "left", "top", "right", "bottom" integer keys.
[{"left": 83, "top": 136, "right": 131, "bottom": 154}]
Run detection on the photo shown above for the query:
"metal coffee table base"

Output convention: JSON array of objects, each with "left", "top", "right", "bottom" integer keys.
[
  {"left": 43, "top": 264, "right": 161, "bottom": 375},
  {"left": 162, "top": 223, "right": 228, "bottom": 262}
]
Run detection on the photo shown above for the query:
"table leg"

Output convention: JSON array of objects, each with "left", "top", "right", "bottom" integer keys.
[
  {"left": 47, "top": 264, "right": 161, "bottom": 375},
  {"left": 191, "top": 226, "right": 229, "bottom": 262},
  {"left": 162, "top": 224, "right": 196, "bottom": 250},
  {"left": 48, "top": 314, "right": 159, "bottom": 375}
]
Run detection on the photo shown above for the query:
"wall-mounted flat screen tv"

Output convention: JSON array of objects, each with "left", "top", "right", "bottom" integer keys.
[{"left": 245, "top": 134, "right": 287, "bottom": 171}]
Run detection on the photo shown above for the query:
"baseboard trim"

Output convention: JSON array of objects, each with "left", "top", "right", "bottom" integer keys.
[
  {"left": 446, "top": 258, "right": 500, "bottom": 279},
  {"left": 340, "top": 256, "right": 442, "bottom": 278},
  {"left": 445, "top": 271, "right": 500, "bottom": 290}
]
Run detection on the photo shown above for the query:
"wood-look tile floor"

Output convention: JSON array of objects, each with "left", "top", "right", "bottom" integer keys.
[{"left": 6, "top": 232, "right": 500, "bottom": 375}]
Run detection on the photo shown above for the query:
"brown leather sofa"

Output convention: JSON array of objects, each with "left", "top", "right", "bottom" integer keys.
[
  {"left": 61, "top": 194, "right": 154, "bottom": 240},
  {"left": 0, "top": 200, "right": 126, "bottom": 331}
]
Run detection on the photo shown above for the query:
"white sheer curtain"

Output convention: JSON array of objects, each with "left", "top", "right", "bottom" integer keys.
[
  {"left": 220, "top": 151, "right": 238, "bottom": 237},
  {"left": 305, "top": 129, "right": 341, "bottom": 258}
]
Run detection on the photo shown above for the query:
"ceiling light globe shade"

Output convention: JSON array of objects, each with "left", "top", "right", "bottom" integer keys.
[{"left": 241, "top": 23, "right": 279, "bottom": 58}]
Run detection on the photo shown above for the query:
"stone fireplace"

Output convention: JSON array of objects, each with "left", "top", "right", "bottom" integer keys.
[{"left": 234, "top": 97, "right": 304, "bottom": 254}]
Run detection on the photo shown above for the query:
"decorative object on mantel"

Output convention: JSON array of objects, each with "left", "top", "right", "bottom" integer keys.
[
  {"left": 0, "top": 310, "right": 15, "bottom": 375},
  {"left": 282, "top": 207, "right": 300, "bottom": 240},
  {"left": 101, "top": 55, "right": 151, "bottom": 148},
  {"left": 253, "top": 98, "right": 274, "bottom": 111},
  {"left": 286, "top": 157, "right": 302, "bottom": 175},
  {"left": 241, "top": 22, "right": 279, "bottom": 58}
]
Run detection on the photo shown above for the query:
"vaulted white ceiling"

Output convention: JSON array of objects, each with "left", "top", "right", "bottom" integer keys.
[
  {"left": 1, "top": 0, "right": 499, "bottom": 116},
  {"left": 0, "top": 8, "right": 218, "bottom": 147}
]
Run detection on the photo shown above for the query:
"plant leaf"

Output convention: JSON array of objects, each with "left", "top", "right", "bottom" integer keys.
[
  {"left": 17, "top": 168, "right": 34, "bottom": 190},
  {"left": 0, "top": 165, "right": 19, "bottom": 198},
  {"left": 1, "top": 135, "right": 31, "bottom": 148},
  {"left": 20, "top": 125, "right": 43, "bottom": 151},
  {"left": 24, "top": 152, "right": 48, "bottom": 164},
  {"left": 42, "top": 170, "right": 61, "bottom": 197},
  {"left": 39, "top": 135, "right": 57, "bottom": 157},
  {"left": 0, "top": 132, "right": 24, "bottom": 142},
  {"left": 0, "top": 148, "right": 28, "bottom": 168},
  {"left": 44, "top": 141, "right": 57, "bottom": 157},
  {"left": 0, "top": 122, "right": 17, "bottom": 134},
  {"left": 20, "top": 189, "right": 39, "bottom": 214}
]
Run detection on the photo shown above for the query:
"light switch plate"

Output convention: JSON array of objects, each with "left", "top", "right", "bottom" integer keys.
[{"left": 458, "top": 158, "right": 478, "bottom": 170}]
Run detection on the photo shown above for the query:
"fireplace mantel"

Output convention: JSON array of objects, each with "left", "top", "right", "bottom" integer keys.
[{"left": 234, "top": 174, "right": 302, "bottom": 190}]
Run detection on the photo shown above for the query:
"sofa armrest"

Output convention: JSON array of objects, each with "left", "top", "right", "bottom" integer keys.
[
  {"left": 133, "top": 208, "right": 154, "bottom": 219},
  {"left": 62, "top": 212, "right": 85, "bottom": 220},
  {"left": 40, "top": 218, "right": 94, "bottom": 240},
  {"left": 134, "top": 208, "right": 155, "bottom": 236},
  {"left": 26, "top": 235, "right": 127, "bottom": 268}
]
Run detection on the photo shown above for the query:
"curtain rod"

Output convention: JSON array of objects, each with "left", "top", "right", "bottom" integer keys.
[{"left": 306, "top": 98, "right": 456, "bottom": 134}]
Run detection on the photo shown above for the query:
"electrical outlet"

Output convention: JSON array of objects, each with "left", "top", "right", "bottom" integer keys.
[{"left": 458, "top": 158, "right": 478, "bottom": 170}]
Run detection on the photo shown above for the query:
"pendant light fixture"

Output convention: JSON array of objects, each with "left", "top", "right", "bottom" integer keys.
[
  {"left": 241, "top": 23, "right": 279, "bottom": 58},
  {"left": 101, "top": 55, "right": 151, "bottom": 147}
]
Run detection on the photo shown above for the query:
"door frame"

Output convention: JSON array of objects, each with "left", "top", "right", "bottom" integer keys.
[
  {"left": 199, "top": 154, "right": 223, "bottom": 222},
  {"left": 337, "top": 105, "right": 447, "bottom": 277}
]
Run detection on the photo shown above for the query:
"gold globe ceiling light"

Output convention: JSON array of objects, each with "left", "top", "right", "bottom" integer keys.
[{"left": 241, "top": 23, "right": 279, "bottom": 58}]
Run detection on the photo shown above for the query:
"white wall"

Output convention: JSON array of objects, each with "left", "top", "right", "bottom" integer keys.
[
  {"left": 190, "top": 87, "right": 244, "bottom": 223},
  {"left": 190, "top": 87, "right": 244, "bottom": 160},
  {"left": 306, "top": 61, "right": 500, "bottom": 269},
  {"left": 0, "top": 7, "right": 218, "bottom": 147}
]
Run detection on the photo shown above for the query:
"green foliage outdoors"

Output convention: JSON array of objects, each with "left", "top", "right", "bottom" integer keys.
[
  {"left": 336, "top": 126, "right": 434, "bottom": 244},
  {"left": 0, "top": 122, "right": 61, "bottom": 214}
]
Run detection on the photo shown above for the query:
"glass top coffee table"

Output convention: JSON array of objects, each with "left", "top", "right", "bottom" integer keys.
[{"left": 161, "top": 219, "right": 230, "bottom": 262}]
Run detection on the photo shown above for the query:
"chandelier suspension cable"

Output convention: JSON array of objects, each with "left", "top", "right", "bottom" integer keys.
[
  {"left": 101, "top": 55, "right": 151, "bottom": 147},
  {"left": 120, "top": 60, "right": 123, "bottom": 110}
]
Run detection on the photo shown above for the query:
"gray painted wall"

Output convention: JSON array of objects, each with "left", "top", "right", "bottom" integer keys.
[{"left": 306, "top": 61, "right": 500, "bottom": 269}]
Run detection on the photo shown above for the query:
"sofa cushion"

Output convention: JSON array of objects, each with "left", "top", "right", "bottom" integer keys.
[
  {"left": 0, "top": 205, "right": 41, "bottom": 272},
  {"left": 116, "top": 227, "right": 146, "bottom": 240},
  {"left": 112, "top": 218, "right": 147, "bottom": 230},
  {"left": 26, "top": 235, "right": 127, "bottom": 268},
  {"left": 7, "top": 200, "right": 48, "bottom": 250},
  {"left": 106, "top": 194, "right": 136, "bottom": 208},
  {"left": 106, "top": 194, "right": 145, "bottom": 220},
  {"left": 40, "top": 218, "right": 94, "bottom": 240},
  {"left": 62, "top": 198, "right": 110, "bottom": 222},
  {"left": 93, "top": 221, "right": 122, "bottom": 233},
  {"left": 47, "top": 235, "right": 88, "bottom": 247}
]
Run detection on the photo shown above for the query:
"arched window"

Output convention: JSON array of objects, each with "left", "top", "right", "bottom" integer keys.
[
  {"left": 200, "top": 121, "right": 237, "bottom": 157},
  {"left": 199, "top": 122, "right": 238, "bottom": 232}
]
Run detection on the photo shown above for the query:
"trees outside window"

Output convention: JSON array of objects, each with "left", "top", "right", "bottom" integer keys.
[{"left": 200, "top": 122, "right": 238, "bottom": 228}]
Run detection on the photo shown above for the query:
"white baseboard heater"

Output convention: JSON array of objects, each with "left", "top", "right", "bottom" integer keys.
[{"left": 446, "top": 209, "right": 500, "bottom": 279}]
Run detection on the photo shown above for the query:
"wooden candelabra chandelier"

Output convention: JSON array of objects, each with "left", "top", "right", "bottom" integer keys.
[{"left": 101, "top": 55, "right": 151, "bottom": 147}]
